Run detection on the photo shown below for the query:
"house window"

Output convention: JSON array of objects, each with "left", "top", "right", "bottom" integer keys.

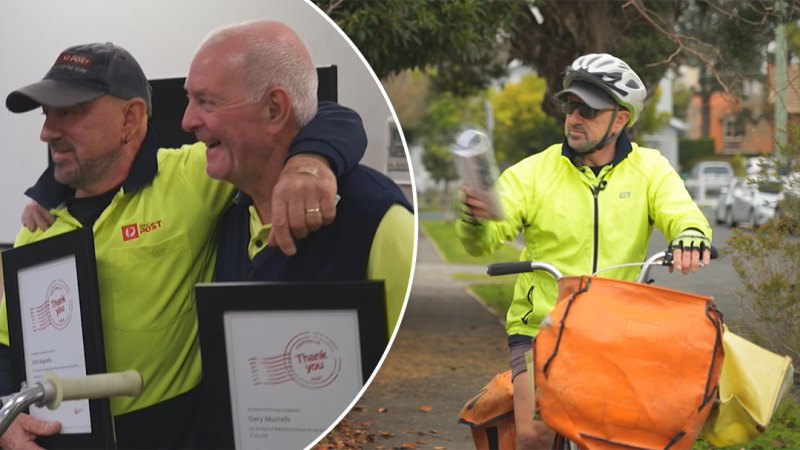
[
  {"left": 721, "top": 116, "right": 744, "bottom": 152},
  {"left": 722, "top": 116, "right": 744, "bottom": 144}
]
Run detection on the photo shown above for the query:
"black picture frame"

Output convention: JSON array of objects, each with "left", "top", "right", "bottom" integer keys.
[
  {"left": 195, "top": 281, "right": 387, "bottom": 450},
  {"left": 1, "top": 228, "right": 113, "bottom": 449}
]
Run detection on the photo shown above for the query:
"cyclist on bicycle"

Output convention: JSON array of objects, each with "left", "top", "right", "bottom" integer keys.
[{"left": 457, "top": 53, "right": 712, "bottom": 449}]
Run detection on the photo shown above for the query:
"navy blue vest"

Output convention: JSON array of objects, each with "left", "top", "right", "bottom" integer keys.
[{"left": 214, "top": 165, "right": 412, "bottom": 282}]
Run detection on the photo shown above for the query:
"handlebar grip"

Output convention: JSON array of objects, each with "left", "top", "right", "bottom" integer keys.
[
  {"left": 709, "top": 245, "right": 719, "bottom": 260},
  {"left": 42, "top": 370, "right": 143, "bottom": 410},
  {"left": 487, "top": 261, "right": 533, "bottom": 276}
]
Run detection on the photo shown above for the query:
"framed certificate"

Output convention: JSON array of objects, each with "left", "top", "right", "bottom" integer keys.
[
  {"left": 2, "top": 228, "right": 113, "bottom": 449},
  {"left": 195, "top": 281, "right": 387, "bottom": 450}
]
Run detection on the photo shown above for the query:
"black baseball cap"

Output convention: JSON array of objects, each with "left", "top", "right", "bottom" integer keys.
[
  {"left": 555, "top": 80, "right": 616, "bottom": 110},
  {"left": 6, "top": 42, "right": 152, "bottom": 116}
]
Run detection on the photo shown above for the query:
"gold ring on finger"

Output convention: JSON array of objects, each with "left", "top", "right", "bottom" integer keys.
[{"left": 305, "top": 207, "right": 321, "bottom": 214}]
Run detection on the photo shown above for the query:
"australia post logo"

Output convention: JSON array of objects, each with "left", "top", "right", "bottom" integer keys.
[{"left": 121, "top": 220, "right": 162, "bottom": 241}]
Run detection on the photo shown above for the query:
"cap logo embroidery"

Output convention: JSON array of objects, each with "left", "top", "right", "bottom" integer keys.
[
  {"left": 55, "top": 53, "right": 93, "bottom": 73},
  {"left": 56, "top": 53, "right": 92, "bottom": 67}
]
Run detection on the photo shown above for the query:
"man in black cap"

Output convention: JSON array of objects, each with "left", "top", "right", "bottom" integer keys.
[
  {"left": 457, "top": 53, "right": 712, "bottom": 448},
  {"left": 0, "top": 42, "right": 366, "bottom": 449}
]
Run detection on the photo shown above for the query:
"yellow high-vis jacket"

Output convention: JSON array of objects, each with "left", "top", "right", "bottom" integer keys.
[
  {"left": 457, "top": 136, "right": 711, "bottom": 338},
  {"left": 0, "top": 142, "right": 232, "bottom": 415}
]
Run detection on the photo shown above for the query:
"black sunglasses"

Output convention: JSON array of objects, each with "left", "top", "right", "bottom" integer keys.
[{"left": 560, "top": 100, "right": 614, "bottom": 120}]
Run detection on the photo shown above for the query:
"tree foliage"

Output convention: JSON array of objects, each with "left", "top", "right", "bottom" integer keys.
[
  {"left": 314, "top": 0, "right": 527, "bottom": 97},
  {"left": 318, "top": 0, "right": 799, "bottom": 122},
  {"left": 489, "top": 74, "right": 561, "bottom": 166},
  {"left": 635, "top": 85, "right": 672, "bottom": 139},
  {"left": 392, "top": 71, "right": 561, "bottom": 169},
  {"left": 727, "top": 124, "right": 800, "bottom": 364},
  {"left": 381, "top": 71, "right": 432, "bottom": 144},
  {"left": 509, "top": 1, "right": 682, "bottom": 120},
  {"left": 416, "top": 91, "right": 486, "bottom": 187},
  {"left": 666, "top": 1, "right": 783, "bottom": 135},
  {"left": 789, "top": 22, "right": 800, "bottom": 60}
]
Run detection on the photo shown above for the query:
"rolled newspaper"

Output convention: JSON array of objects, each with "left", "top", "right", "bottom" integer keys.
[{"left": 451, "top": 129, "right": 504, "bottom": 219}]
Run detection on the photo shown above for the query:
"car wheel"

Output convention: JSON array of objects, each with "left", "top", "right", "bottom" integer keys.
[
  {"left": 725, "top": 207, "right": 737, "bottom": 228},
  {"left": 715, "top": 208, "right": 724, "bottom": 225}
]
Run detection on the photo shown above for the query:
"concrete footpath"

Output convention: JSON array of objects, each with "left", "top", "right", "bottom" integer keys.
[{"left": 339, "top": 228, "right": 510, "bottom": 450}]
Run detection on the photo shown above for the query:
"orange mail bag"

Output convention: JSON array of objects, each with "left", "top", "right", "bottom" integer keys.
[
  {"left": 459, "top": 370, "right": 516, "bottom": 450},
  {"left": 533, "top": 276, "right": 724, "bottom": 450}
]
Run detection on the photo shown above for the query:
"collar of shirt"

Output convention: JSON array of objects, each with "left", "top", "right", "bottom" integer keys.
[
  {"left": 238, "top": 192, "right": 272, "bottom": 260},
  {"left": 561, "top": 130, "right": 633, "bottom": 170}
]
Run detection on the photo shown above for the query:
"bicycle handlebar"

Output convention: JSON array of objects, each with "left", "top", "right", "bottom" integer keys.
[
  {"left": 0, "top": 371, "right": 142, "bottom": 436},
  {"left": 486, "top": 246, "right": 719, "bottom": 281},
  {"left": 43, "top": 370, "right": 142, "bottom": 410},
  {"left": 487, "top": 261, "right": 562, "bottom": 278}
]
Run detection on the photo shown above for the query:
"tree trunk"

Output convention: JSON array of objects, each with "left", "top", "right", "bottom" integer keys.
[{"left": 441, "top": 180, "right": 455, "bottom": 223}]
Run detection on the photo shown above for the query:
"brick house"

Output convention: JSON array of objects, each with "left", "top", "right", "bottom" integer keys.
[{"left": 684, "top": 64, "right": 800, "bottom": 156}]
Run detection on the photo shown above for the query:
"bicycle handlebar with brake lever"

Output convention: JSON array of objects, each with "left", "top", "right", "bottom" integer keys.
[{"left": 486, "top": 246, "right": 719, "bottom": 282}]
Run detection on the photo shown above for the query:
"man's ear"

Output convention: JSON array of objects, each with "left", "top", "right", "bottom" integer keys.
[
  {"left": 121, "top": 98, "right": 147, "bottom": 132},
  {"left": 615, "top": 110, "right": 631, "bottom": 132},
  {"left": 263, "top": 87, "right": 292, "bottom": 132}
]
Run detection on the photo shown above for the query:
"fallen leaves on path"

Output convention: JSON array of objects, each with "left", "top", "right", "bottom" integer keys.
[
  {"left": 312, "top": 406, "right": 452, "bottom": 450},
  {"left": 311, "top": 418, "right": 374, "bottom": 450}
]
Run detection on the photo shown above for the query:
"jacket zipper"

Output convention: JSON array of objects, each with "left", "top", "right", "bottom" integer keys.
[{"left": 591, "top": 176, "right": 608, "bottom": 274}]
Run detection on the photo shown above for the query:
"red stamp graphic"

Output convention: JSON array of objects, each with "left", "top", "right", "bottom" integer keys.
[
  {"left": 30, "top": 280, "right": 73, "bottom": 332},
  {"left": 248, "top": 332, "right": 341, "bottom": 389}
]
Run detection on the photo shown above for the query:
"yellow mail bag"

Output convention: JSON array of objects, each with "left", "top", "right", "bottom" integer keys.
[{"left": 701, "top": 326, "right": 794, "bottom": 446}]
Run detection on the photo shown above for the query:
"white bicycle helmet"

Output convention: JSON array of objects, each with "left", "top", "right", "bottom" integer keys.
[{"left": 563, "top": 53, "right": 646, "bottom": 127}]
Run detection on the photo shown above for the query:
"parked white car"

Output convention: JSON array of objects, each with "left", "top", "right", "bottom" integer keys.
[
  {"left": 714, "top": 178, "right": 738, "bottom": 225},
  {"left": 685, "top": 161, "right": 735, "bottom": 205},
  {"left": 745, "top": 156, "right": 771, "bottom": 177},
  {"left": 715, "top": 177, "right": 782, "bottom": 228}
]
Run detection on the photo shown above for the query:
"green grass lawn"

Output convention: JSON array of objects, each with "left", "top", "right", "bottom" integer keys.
[
  {"left": 420, "top": 217, "right": 800, "bottom": 448},
  {"left": 693, "top": 396, "right": 800, "bottom": 449},
  {"left": 419, "top": 218, "right": 518, "bottom": 319},
  {"left": 467, "top": 283, "right": 514, "bottom": 320},
  {"left": 419, "top": 219, "right": 522, "bottom": 264}
]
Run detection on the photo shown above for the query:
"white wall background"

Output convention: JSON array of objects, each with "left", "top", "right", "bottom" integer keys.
[{"left": 0, "top": 0, "right": 411, "bottom": 243}]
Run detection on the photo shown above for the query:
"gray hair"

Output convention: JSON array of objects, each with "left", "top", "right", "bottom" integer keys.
[{"left": 199, "top": 20, "right": 318, "bottom": 127}]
